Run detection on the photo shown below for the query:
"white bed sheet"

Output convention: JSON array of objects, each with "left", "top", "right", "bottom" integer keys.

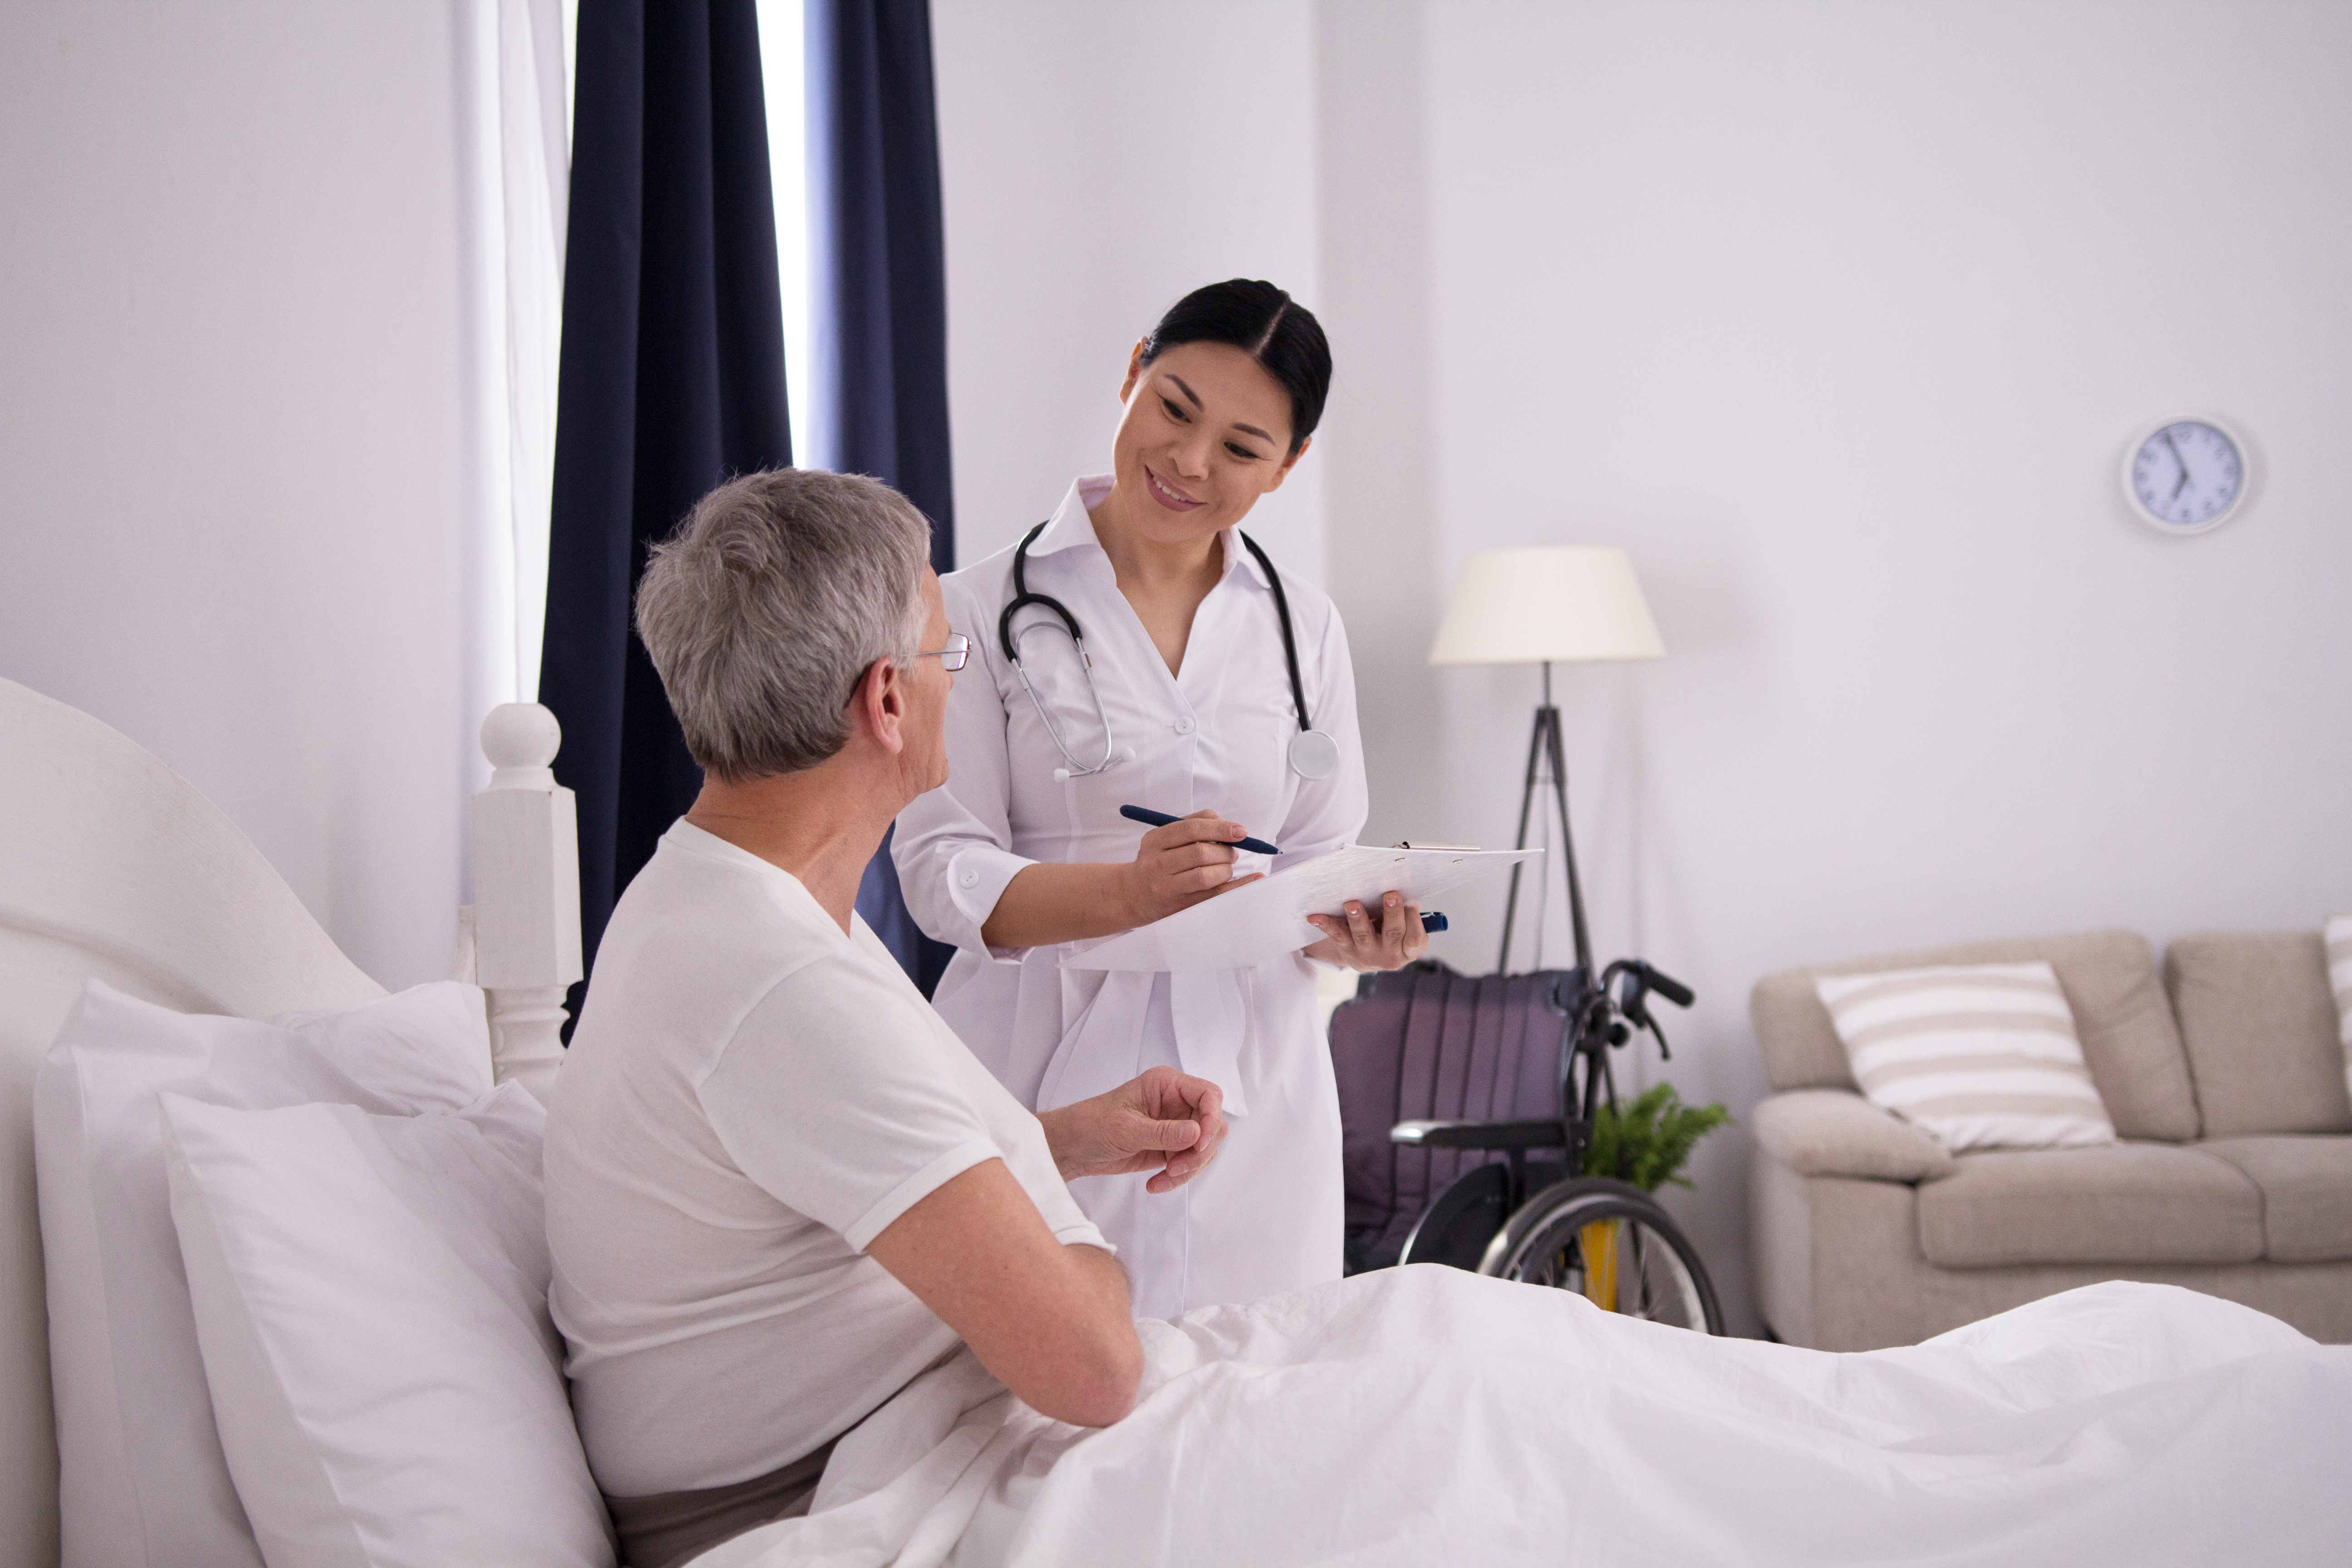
[{"left": 694, "top": 1268, "right": 2350, "bottom": 1568}]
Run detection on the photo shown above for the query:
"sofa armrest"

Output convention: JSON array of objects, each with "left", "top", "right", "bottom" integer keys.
[{"left": 1751, "top": 1090, "right": 1955, "bottom": 1182}]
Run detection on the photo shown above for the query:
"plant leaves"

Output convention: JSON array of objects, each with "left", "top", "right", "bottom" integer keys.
[{"left": 1582, "top": 1081, "right": 1733, "bottom": 1192}]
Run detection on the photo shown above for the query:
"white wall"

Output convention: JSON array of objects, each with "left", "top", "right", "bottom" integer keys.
[
  {"left": 931, "top": 0, "right": 1326, "bottom": 581},
  {"left": 0, "top": 1, "right": 496, "bottom": 990},
  {"left": 937, "top": 0, "right": 2352, "bottom": 1332},
  {"left": 1339, "top": 0, "right": 2352, "bottom": 1329}
]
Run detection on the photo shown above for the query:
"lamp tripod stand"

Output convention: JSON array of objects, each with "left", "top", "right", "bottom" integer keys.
[{"left": 1497, "top": 661, "right": 1595, "bottom": 979}]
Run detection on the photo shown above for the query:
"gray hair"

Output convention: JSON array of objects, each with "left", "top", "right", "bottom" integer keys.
[{"left": 634, "top": 468, "right": 932, "bottom": 781}]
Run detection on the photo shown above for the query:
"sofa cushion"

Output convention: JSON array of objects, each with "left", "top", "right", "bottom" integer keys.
[
  {"left": 2195, "top": 1137, "right": 2352, "bottom": 1263},
  {"left": 1916, "top": 1142, "right": 2260, "bottom": 1268},
  {"left": 1752, "top": 931, "right": 2199, "bottom": 1141},
  {"left": 2166, "top": 932, "right": 2351, "bottom": 1137},
  {"left": 1815, "top": 963, "right": 2116, "bottom": 1152},
  {"left": 1751, "top": 1090, "right": 1957, "bottom": 1182}
]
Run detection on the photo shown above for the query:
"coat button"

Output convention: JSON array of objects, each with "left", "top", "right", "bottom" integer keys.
[
  {"left": 958, "top": 867, "right": 980, "bottom": 888},
  {"left": 1172, "top": 716, "right": 1195, "bottom": 735}
]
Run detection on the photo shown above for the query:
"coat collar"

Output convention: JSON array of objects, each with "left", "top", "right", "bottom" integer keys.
[{"left": 1025, "top": 473, "right": 1271, "bottom": 589}]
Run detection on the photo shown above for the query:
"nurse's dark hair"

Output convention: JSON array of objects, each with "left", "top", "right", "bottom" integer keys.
[{"left": 1140, "top": 279, "right": 1330, "bottom": 455}]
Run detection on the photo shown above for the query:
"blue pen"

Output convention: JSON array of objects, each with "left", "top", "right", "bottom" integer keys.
[{"left": 1120, "top": 804, "right": 1282, "bottom": 856}]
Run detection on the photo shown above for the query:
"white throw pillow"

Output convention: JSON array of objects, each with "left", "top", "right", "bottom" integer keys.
[
  {"left": 1814, "top": 961, "right": 2117, "bottom": 1152},
  {"left": 162, "top": 1084, "right": 614, "bottom": 1568},
  {"left": 2328, "top": 915, "right": 2352, "bottom": 1102},
  {"left": 33, "top": 980, "right": 494, "bottom": 1568}
]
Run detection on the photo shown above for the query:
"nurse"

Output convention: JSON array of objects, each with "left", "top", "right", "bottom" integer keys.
[{"left": 894, "top": 279, "right": 1427, "bottom": 1319}]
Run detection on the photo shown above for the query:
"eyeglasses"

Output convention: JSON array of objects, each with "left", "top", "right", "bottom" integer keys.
[{"left": 916, "top": 632, "right": 970, "bottom": 672}]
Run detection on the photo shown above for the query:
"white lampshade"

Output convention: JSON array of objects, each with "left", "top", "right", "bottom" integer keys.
[{"left": 1428, "top": 546, "right": 1665, "bottom": 666}]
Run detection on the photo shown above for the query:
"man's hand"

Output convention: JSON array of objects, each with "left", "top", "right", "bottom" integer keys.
[{"left": 1039, "top": 1066, "right": 1228, "bottom": 1194}]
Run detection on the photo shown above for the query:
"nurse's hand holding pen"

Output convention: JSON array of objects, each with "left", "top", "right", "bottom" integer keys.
[
  {"left": 980, "top": 807, "right": 1265, "bottom": 948},
  {"left": 1123, "top": 808, "right": 1268, "bottom": 921},
  {"left": 979, "top": 806, "right": 1426, "bottom": 972},
  {"left": 1117, "top": 805, "right": 1427, "bottom": 974}
]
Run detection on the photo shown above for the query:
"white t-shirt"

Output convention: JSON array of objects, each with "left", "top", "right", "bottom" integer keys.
[{"left": 544, "top": 821, "right": 1108, "bottom": 1498}]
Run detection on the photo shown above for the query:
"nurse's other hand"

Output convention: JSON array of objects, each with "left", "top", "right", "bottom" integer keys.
[
  {"left": 1122, "top": 808, "right": 1263, "bottom": 926},
  {"left": 1038, "top": 1067, "right": 1229, "bottom": 1193},
  {"left": 1303, "top": 892, "right": 1430, "bottom": 972}
]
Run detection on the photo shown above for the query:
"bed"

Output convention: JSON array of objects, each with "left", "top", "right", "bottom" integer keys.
[
  {"left": 0, "top": 675, "right": 581, "bottom": 1568},
  {"left": 5, "top": 674, "right": 2349, "bottom": 1568}
]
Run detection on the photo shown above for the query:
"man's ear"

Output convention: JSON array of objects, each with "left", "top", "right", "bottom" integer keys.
[{"left": 850, "top": 657, "right": 909, "bottom": 755}]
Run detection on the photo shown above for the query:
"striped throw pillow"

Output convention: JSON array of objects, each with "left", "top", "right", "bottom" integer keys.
[
  {"left": 2328, "top": 915, "right": 2352, "bottom": 1102},
  {"left": 1814, "top": 961, "right": 2116, "bottom": 1152}
]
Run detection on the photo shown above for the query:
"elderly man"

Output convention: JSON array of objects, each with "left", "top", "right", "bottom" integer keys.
[{"left": 543, "top": 467, "right": 1225, "bottom": 1568}]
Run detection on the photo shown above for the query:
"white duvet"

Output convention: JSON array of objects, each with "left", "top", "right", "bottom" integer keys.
[{"left": 696, "top": 1270, "right": 2352, "bottom": 1568}]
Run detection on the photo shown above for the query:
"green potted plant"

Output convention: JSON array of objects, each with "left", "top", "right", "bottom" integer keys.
[
  {"left": 1582, "top": 1082, "right": 1732, "bottom": 1192},
  {"left": 1575, "top": 1083, "right": 1732, "bottom": 1309}
]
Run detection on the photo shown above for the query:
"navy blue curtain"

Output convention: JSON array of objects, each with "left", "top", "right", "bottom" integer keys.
[
  {"left": 808, "top": 0, "right": 958, "bottom": 995},
  {"left": 539, "top": 0, "right": 791, "bottom": 998}
]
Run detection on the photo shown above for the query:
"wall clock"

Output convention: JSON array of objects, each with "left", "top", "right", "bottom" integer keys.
[{"left": 2121, "top": 415, "right": 2250, "bottom": 535}]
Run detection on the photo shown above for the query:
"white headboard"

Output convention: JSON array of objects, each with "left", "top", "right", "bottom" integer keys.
[{"left": 0, "top": 676, "right": 581, "bottom": 1566}]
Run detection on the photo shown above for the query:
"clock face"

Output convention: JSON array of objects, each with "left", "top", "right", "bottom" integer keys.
[{"left": 2126, "top": 418, "right": 2246, "bottom": 534}]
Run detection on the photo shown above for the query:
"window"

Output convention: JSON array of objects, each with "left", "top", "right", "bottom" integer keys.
[{"left": 758, "top": 0, "right": 813, "bottom": 467}]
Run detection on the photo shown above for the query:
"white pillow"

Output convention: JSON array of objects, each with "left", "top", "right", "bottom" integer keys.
[
  {"left": 162, "top": 1084, "right": 614, "bottom": 1568},
  {"left": 33, "top": 980, "right": 494, "bottom": 1568},
  {"left": 1814, "top": 961, "right": 2116, "bottom": 1152}
]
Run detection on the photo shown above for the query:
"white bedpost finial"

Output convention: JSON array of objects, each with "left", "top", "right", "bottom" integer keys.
[
  {"left": 481, "top": 701, "right": 562, "bottom": 789},
  {"left": 473, "top": 703, "right": 584, "bottom": 1101}
]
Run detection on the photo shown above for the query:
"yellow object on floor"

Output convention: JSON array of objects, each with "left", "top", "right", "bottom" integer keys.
[{"left": 1582, "top": 1218, "right": 1619, "bottom": 1310}]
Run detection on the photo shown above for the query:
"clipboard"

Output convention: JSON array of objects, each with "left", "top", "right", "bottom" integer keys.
[{"left": 1058, "top": 844, "right": 1540, "bottom": 972}]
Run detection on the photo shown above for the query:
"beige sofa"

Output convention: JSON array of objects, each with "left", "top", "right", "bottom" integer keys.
[{"left": 1747, "top": 929, "right": 2352, "bottom": 1349}]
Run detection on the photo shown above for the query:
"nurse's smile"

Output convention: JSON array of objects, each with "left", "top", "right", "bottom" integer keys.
[{"left": 1144, "top": 467, "right": 1201, "bottom": 511}]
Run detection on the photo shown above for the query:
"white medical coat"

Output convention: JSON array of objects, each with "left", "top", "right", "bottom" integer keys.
[{"left": 893, "top": 475, "right": 1369, "bottom": 1317}]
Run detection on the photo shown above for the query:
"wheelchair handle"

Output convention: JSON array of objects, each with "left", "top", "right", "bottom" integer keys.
[{"left": 1637, "top": 962, "right": 1695, "bottom": 1009}]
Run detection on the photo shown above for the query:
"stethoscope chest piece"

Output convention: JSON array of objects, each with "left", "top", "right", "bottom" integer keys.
[{"left": 1288, "top": 728, "right": 1340, "bottom": 781}]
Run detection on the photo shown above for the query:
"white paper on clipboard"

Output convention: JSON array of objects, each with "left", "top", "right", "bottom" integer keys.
[{"left": 1058, "top": 845, "right": 1541, "bottom": 972}]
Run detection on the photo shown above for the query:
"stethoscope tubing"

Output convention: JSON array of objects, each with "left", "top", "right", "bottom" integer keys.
[
  {"left": 1235, "top": 531, "right": 1315, "bottom": 751},
  {"left": 998, "top": 519, "right": 1338, "bottom": 780},
  {"left": 1008, "top": 618, "right": 1118, "bottom": 778}
]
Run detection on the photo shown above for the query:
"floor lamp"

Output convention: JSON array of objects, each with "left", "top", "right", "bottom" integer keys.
[{"left": 1430, "top": 547, "right": 1665, "bottom": 977}]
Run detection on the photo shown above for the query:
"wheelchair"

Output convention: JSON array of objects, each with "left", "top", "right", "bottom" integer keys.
[{"left": 1386, "top": 958, "right": 1726, "bottom": 1334}]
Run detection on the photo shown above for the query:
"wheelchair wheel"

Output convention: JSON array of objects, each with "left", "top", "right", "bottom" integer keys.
[
  {"left": 1479, "top": 1176, "right": 1725, "bottom": 1334},
  {"left": 1396, "top": 1159, "right": 1572, "bottom": 1271},
  {"left": 1395, "top": 1162, "right": 1510, "bottom": 1271}
]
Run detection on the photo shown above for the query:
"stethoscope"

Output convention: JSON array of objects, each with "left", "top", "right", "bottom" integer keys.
[{"left": 997, "top": 520, "right": 1342, "bottom": 783}]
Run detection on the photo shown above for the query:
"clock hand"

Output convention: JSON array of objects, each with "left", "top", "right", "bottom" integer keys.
[{"left": 2163, "top": 429, "right": 2192, "bottom": 500}]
